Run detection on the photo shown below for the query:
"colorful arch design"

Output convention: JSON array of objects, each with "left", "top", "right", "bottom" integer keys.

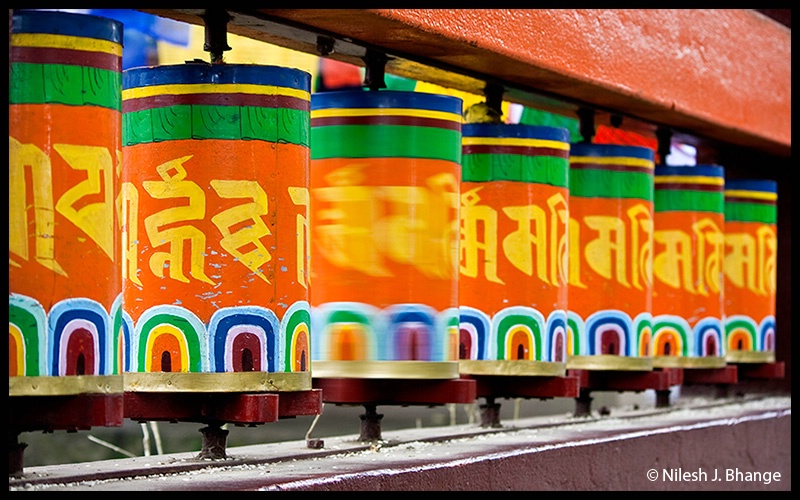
[
  {"left": 725, "top": 315, "right": 758, "bottom": 352},
  {"left": 494, "top": 306, "right": 546, "bottom": 362},
  {"left": 311, "top": 302, "right": 380, "bottom": 362},
  {"left": 110, "top": 294, "right": 134, "bottom": 375},
  {"left": 586, "top": 310, "right": 632, "bottom": 356},
  {"left": 111, "top": 294, "right": 136, "bottom": 375},
  {"left": 49, "top": 298, "right": 110, "bottom": 376},
  {"left": 386, "top": 304, "right": 438, "bottom": 361},
  {"left": 759, "top": 316, "right": 776, "bottom": 352},
  {"left": 634, "top": 313, "right": 653, "bottom": 358},
  {"left": 652, "top": 315, "right": 689, "bottom": 357},
  {"left": 135, "top": 305, "right": 206, "bottom": 373},
  {"left": 208, "top": 306, "right": 280, "bottom": 373},
  {"left": 282, "top": 301, "right": 312, "bottom": 372},
  {"left": 8, "top": 294, "right": 47, "bottom": 377},
  {"left": 438, "top": 307, "right": 460, "bottom": 362},
  {"left": 566, "top": 311, "right": 584, "bottom": 356},
  {"left": 694, "top": 317, "right": 724, "bottom": 357},
  {"left": 547, "top": 310, "right": 568, "bottom": 363},
  {"left": 459, "top": 306, "right": 491, "bottom": 360}
]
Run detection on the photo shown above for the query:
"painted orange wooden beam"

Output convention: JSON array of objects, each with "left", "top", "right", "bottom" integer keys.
[
  {"left": 146, "top": 9, "right": 789, "bottom": 158},
  {"left": 265, "top": 9, "right": 790, "bottom": 156}
]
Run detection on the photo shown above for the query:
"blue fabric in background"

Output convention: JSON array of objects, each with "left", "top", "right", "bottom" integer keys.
[{"left": 89, "top": 9, "right": 190, "bottom": 70}]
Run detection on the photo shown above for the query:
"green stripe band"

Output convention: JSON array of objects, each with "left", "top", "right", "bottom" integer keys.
[
  {"left": 725, "top": 201, "right": 777, "bottom": 224},
  {"left": 123, "top": 105, "right": 309, "bottom": 146},
  {"left": 311, "top": 124, "right": 461, "bottom": 162},
  {"left": 10, "top": 62, "right": 121, "bottom": 110},
  {"left": 462, "top": 153, "right": 568, "bottom": 185},
  {"left": 654, "top": 189, "right": 724, "bottom": 213},
  {"left": 569, "top": 169, "right": 653, "bottom": 201}
]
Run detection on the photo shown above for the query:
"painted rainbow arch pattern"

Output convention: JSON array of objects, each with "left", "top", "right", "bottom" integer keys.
[
  {"left": 547, "top": 310, "right": 568, "bottom": 363},
  {"left": 49, "top": 298, "right": 113, "bottom": 377},
  {"left": 127, "top": 303, "right": 307, "bottom": 374},
  {"left": 208, "top": 306, "right": 280, "bottom": 373},
  {"left": 311, "top": 302, "right": 457, "bottom": 362},
  {"left": 651, "top": 314, "right": 725, "bottom": 359},
  {"left": 281, "top": 301, "right": 312, "bottom": 372},
  {"left": 311, "top": 302, "right": 383, "bottom": 362},
  {"left": 458, "top": 306, "right": 566, "bottom": 362},
  {"left": 459, "top": 306, "right": 491, "bottom": 361},
  {"left": 725, "top": 314, "right": 774, "bottom": 353},
  {"left": 111, "top": 295, "right": 135, "bottom": 374},
  {"left": 8, "top": 293, "right": 48, "bottom": 377},
  {"left": 8, "top": 293, "right": 121, "bottom": 377},
  {"left": 566, "top": 311, "right": 584, "bottom": 356}
]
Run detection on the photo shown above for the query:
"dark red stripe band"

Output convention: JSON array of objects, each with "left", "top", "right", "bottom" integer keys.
[
  {"left": 310, "top": 115, "right": 461, "bottom": 131},
  {"left": 462, "top": 144, "right": 569, "bottom": 158},
  {"left": 570, "top": 162, "right": 653, "bottom": 173},
  {"left": 122, "top": 93, "right": 310, "bottom": 113},
  {"left": 11, "top": 46, "right": 120, "bottom": 72},
  {"left": 655, "top": 182, "right": 723, "bottom": 192},
  {"left": 724, "top": 196, "right": 777, "bottom": 206}
]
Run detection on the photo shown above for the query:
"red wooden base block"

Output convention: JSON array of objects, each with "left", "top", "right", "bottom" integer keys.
[
  {"left": 468, "top": 374, "right": 580, "bottom": 399},
  {"left": 124, "top": 390, "right": 322, "bottom": 425},
  {"left": 312, "top": 377, "right": 477, "bottom": 405},
  {"left": 736, "top": 361, "right": 785, "bottom": 380},
  {"left": 682, "top": 365, "right": 739, "bottom": 385},
  {"left": 9, "top": 394, "right": 124, "bottom": 433},
  {"left": 568, "top": 368, "right": 684, "bottom": 392}
]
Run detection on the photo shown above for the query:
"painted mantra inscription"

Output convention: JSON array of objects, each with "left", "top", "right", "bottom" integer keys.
[
  {"left": 121, "top": 154, "right": 309, "bottom": 289},
  {"left": 654, "top": 216, "right": 724, "bottom": 296},
  {"left": 461, "top": 187, "right": 568, "bottom": 285},
  {"left": 568, "top": 201, "right": 653, "bottom": 291}
]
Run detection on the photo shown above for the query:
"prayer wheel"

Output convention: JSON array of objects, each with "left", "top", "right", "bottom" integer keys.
[
  {"left": 652, "top": 165, "right": 726, "bottom": 368},
  {"left": 723, "top": 179, "right": 778, "bottom": 363},
  {"left": 9, "top": 10, "right": 124, "bottom": 400},
  {"left": 458, "top": 123, "right": 570, "bottom": 376},
  {"left": 566, "top": 143, "right": 655, "bottom": 371},
  {"left": 120, "top": 63, "right": 313, "bottom": 392},
  {"left": 309, "top": 90, "right": 463, "bottom": 379}
]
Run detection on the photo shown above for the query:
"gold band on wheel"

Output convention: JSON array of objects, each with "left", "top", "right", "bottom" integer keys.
[
  {"left": 653, "top": 355, "right": 727, "bottom": 369},
  {"left": 726, "top": 350, "right": 776, "bottom": 364},
  {"left": 567, "top": 355, "right": 653, "bottom": 371},
  {"left": 459, "top": 360, "right": 566, "bottom": 377},
  {"left": 311, "top": 360, "right": 459, "bottom": 379},
  {"left": 123, "top": 371, "right": 312, "bottom": 392},
  {"left": 9, "top": 374, "right": 123, "bottom": 397}
]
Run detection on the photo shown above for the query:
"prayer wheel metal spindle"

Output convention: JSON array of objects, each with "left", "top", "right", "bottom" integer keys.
[
  {"left": 458, "top": 123, "right": 571, "bottom": 376},
  {"left": 566, "top": 143, "right": 655, "bottom": 371},
  {"left": 723, "top": 179, "right": 778, "bottom": 363},
  {"left": 121, "top": 63, "right": 313, "bottom": 393},
  {"left": 652, "top": 165, "right": 727, "bottom": 368},
  {"left": 9, "top": 10, "right": 124, "bottom": 405},
  {"left": 309, "top": 90, "right": 463, "bottom": 379}
]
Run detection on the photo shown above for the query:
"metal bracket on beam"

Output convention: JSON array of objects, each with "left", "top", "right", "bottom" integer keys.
[
  {"left": 363, "top": 49, "right": 389, "bottom": 91},
  {"left": 577, "top": 108, "right": 596, "bottom": 143},
  {"left": 201, "top": 9, "right": 232, "bottom": 64},
  {"left": 483, "top": 81, "right": 505, "bottom": 119},
  {"left": 656, "top": 126, "right": 673, "bottom": 166}
]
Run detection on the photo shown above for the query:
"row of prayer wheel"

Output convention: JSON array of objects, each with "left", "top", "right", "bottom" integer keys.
[{"left": 9, "top": 11, "right": 779, "bottom": 413}]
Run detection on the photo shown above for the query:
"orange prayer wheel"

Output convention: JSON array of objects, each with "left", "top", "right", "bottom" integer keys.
[
  {"left": 120, "top": 63, "right": 313, "bottom": 393},
  {"left": 458, "top": 123, "right": 570, "bottom": 376},
  {"left": 566, "top": 143, "right": 655, "bottom": 371},
  {"left": 723, "top": 179, "right": 778, "bottom": 363},
  {"left": 309, "top": 90, "right": 463, "bottom": 379},
  {"left": 9, "top": 10, "right": 124, "bottom": 400},
  {"left": 651, "top": 165, "right": 726, "bottom": 368}
]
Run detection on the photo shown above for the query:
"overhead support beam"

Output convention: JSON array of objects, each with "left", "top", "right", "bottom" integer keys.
[{"left": 143, "top": 9, "right": 790, "bottom": 158}]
